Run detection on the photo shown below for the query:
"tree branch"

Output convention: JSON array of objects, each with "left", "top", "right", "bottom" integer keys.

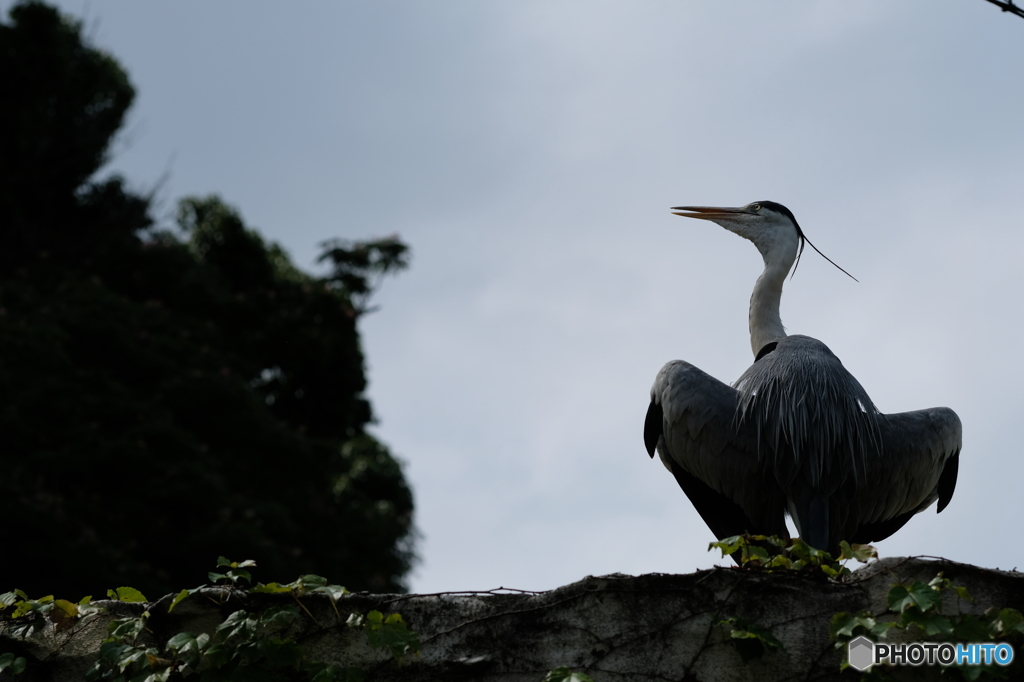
[{"left": 981, "top": 0, "right": 1024, "bottom": 20}]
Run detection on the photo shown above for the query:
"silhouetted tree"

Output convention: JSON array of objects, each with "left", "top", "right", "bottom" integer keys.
[{"left": 0, "top": 1, "right": 415, "bottom": 598}]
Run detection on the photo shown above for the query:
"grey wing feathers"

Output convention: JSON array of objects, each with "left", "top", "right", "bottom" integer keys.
[
  {"left": 733, "top": 335, "right": 882, "bottom": 497},
  {"left": 847, "top": 406, "right": 962, "bottom": 541},
  {"left": 648, "top": 360, "right": 788, "bottom": 539}
]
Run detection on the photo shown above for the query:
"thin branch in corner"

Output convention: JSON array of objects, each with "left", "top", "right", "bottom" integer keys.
[{"left": 981, "top": 0, "right": 1024, "bottom": 20}]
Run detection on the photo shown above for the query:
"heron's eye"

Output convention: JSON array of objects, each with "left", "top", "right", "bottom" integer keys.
[{"left": 751, "top": 203, "right": 761, "bottom": 211}]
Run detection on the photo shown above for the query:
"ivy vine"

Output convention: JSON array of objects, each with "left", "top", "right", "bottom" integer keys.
[{"left": 0, "top": 557, "right": 419, "bottom": 681}]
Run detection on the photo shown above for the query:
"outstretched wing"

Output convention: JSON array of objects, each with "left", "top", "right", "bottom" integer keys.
[
  {"left": 845, "top": 407, "right": 962, "bottom": 544},
  {"left": 646, "top": 360, "right": 789, "bottom": 540}
]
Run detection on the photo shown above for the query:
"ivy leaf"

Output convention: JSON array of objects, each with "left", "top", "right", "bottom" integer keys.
[
  {"left": 290, "top": 574, "right": 329, "bottom": 595},
  {"left": 168, "top": 588, "right": 192, "bottom": 613},
  {"left": 216, "top": 609, "right": 257, "bottom": 642},
  {"left": 787, "top": 538, "right": 816, "bottom": 563},
  {"left": 49, "top": 598, "right": 80, "bottom": 632},
  {"left": 107, "top": 587, "right": 148, "bottom": 603},
  {"left": 985, "top": 607, "right": 1024, "bottom": 637},
  {"left": 870, "top": 621, "right": 896, "bottom": 639},
  {"left": 953, "top": 586, "right": 973, "bottom": 601},
  {"left": 766, "top": 555, "right": 793, "bottom": 569},
  {"left": 108, "top": 614, "right": 148, "bottom": 641},
  {"left": 900, "top": 608, "right": 954, "bottom": 637},
  {"left": 97, "top": 640, "right": 129, "bottom": 662},
  {"left": 742, "top": 544, "right": 770, "bottom": 566},
  {"left": 805, "top": 545, "right": 834, "bottom": 565},
  {"left": 262, "top": 605, "right": 301, "bottom": 628},
  {"left": 251, "top": 582, "right": 293, "bottom": 594},
  {"left": 709, "top": 536, "right": 743, "bottom": 558},
  {"left": 830, "top": 610, "right": 893, "bottom": 644},
  {"left": 226, "top": 569, "right": 252, "bottom": 584},
  {"left": 167, "top": 632, "right": 192, "bottom": 649},
  {"left": 887, "top": 582, "right": 941, "bottom": 614},
  {"left": 117, "top": 647, "right": 152, "bottom": 673},
  {"left": 953, "top": 614, "right": 992, "bottom": 642},
  {"left": 717, "top": 615, "right": 784, "bottom": 662},
  {"left": 820, "top": 564, "right": 848, "bottom": 578},
  {"left": 0, "top": 653, "right": 28, "bottom": 675},
  {"left": 838, "top": 542, "right": 877, "bottom": 563},
  {"left": 886, "top": 584, "right": 910, "bottom": 611},
  {"left": 364, "top": 611, "right": 420, "bottom": 664},
  {"left": 203, "top": 643, "right": 231, "bottom": 668},
  {"left": 739, "top": 623, "right": 783, "bottom": 652},
  {"left": 312, "top": 583, "right": 349, "bottom": 602},
  {"left": 830, "top": 611, "right": 875, "bottom": 640},
  {"left": 11, "top": 595, "right": 53, "bottom": 619},
  {"left": 166, "top": 631, "right": 208, "bottom": 667}
]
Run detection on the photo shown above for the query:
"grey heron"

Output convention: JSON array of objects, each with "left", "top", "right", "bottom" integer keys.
[{"left": 644, "top": 201, "right": 961, "bottom": 556}]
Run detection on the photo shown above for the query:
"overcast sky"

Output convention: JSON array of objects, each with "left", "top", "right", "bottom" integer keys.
[{"left": 19, "top": 1, "right": 1024, "bottom": 591}]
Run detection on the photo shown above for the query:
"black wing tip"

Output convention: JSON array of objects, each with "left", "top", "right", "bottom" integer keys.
[
  {"left": 644, "top": 400, "right": 662, "bottom": 458},
  {"left": 936, "top": 449, "right": 960, "bottom": 513}
]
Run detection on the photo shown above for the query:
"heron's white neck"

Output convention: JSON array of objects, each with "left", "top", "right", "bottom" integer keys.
[{"left": 748, "top": 254, "right": 791, "bottom": 357}]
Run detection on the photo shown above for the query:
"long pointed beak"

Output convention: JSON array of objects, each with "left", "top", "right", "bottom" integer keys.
[{"left": 671, "top": 206, "right": 749, "bottom": 220}]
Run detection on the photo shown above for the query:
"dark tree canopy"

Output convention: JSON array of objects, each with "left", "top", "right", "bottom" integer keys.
[{"left": 0, "top": 1, "right": 415, "bottom": 598}]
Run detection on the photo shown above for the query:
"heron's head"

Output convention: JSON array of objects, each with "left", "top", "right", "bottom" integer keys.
[
  {"left": 671, "top": 201, "right": 800, "bottom": 269},
  {"left": 671, "top": 201, "right": 855, "bottom": 281}
]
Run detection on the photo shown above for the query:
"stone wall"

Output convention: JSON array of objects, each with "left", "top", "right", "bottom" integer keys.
[{"left": 4, "top": 557, "right": 1023, "bottom": 681}]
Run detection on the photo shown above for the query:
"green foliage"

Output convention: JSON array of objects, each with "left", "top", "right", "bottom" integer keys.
[
  {"left": 710, "top": 537, "right": 1023, "bottom": 676},
  {"left": 107, "top": 587, "right": 149, "bottom": 603},
  {"left": 81, "top": 559, "right": 418, "bottom": 681},
  {"left": 702, "top": 535, "right": 874, "bottom": 664},
  {"left": 2, "top": 1, "right": 415, "bottom": 598},
  {"left": 208, "top": 558, "right": 258, "bottom": 588},
  {"left": 708, "top": 534, "right": 877, "bottom": 577},
  {"left": 361, "top": 611, "right": 419, "bottom": 665},
  {"left": 0, "top": 589, "right": 104, "bottom": 642},
  {"left": 716, "top": 615, "right": 785, "bottom": 662},
  {"left": 2, "top": 558, "right": 419, "bottom": 681},
  {"left": 0, "top": 652, "right": 28, "bottom": 675},
  {"left": 317, "top": 237, "right": 410, "bottom": 313},
  {"left": 830, "top": 571, "right": 1024, "bottom": 679}
]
